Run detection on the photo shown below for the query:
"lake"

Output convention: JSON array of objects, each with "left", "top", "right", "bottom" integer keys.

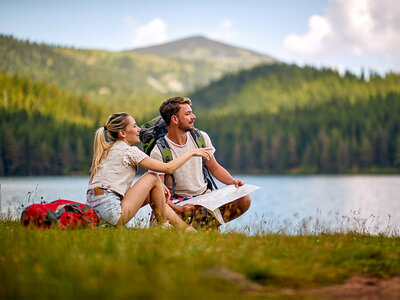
[{"left": 1, "top": 175, "right": 399, "bottom": 235}]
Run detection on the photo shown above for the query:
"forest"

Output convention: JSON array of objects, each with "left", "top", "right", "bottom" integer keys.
[
  {"left": 0, "top": 72, "right": 102, "bottom": 175},
  {"left": 192, "top": 64, "right": 400, "bottom": 173},
  {"left": 1, "top": 35, "right": 400, "bottom": 175},
  {"left": 197, "top": 92, "right": 400, "bottom": 173}
]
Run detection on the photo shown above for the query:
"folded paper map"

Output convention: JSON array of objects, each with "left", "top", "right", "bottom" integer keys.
[{"left": 176, "top": 184, "right": 260, "bottom": 225}]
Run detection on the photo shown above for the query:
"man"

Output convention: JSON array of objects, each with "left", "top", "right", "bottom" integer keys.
[{"left": 150, "top": 96, "right": 251, "bottom": 228}]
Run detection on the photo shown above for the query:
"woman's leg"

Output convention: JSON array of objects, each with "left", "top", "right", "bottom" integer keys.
[
  {"left": 118, "top": 173, "right": 167, "bottom": 226},
  {"left": 163, "top": 203, "right": 192, "bottom": 229}
]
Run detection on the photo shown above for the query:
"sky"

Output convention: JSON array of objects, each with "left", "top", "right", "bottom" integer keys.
[{"left": 1, "top": 0, "right": 399, "bottom": 76}]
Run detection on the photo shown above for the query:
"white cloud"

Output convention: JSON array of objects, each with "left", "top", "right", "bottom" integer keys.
[
  {"left": 124, "top": 17, "right": 168, "bottom": 48},
  {"left": 284, "top": 15, "right": 332, "bottom": 55},
  {"left": 208, "top": 19, "right": 236, "bottom": 42},
  {"left": 283, "top": 0, "right": 400, "bottom": 71}
]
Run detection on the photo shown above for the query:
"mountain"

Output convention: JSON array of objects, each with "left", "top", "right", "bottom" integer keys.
[
  {"left": 0, "top": 35, "right": 263, "bottom": 118},
  {"left": 2, "top": 34, "right": 400, "bottom": 175},
  {"left": 129, "top": 35, "right": 278, "bottom": 73},
  {"left": 0, "top": 35, "right": 278, "bottom": 118}
]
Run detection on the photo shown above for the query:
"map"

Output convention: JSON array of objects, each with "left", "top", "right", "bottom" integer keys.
[{"left": 176, "top": 184, "right": 260, "bottom": 225}]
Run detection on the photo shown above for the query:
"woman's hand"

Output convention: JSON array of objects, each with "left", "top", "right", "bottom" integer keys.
[
  {"left": 163, "top": 184, "right": 171, "bottom": 202},
  {"left": 139, "top": 147, "right": 213, "bottom": 174},
  {"left": 191, "top": 147, "right": 213, "bottom": 160}
]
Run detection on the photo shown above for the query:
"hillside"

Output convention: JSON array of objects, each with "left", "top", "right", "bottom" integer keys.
[
  {"left": 190, "top": 64, "right": 400, "bottom": 115},
  {"left": 2, "top": 34, "right": 400, "bottom": 175},
  {"left": 0, "top": 35, "right": 277, "bottom": 118},
  {"left": 0, "top": 72, "right": 105, "bottom": 175},
  {"left": 189, "top": 64, "right": 400, "bottom": 173},
  {"left": 130, "top": 35, "right": 277, "bottom": 72},
  {"left": 0, "top": 35, "right": 202, "bottom": 116}
]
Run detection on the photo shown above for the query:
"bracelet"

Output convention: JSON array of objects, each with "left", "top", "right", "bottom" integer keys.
[{"left": 229, "top": 179, "right": 235, "bottom": 184}]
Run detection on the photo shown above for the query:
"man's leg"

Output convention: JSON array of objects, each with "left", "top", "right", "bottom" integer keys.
[
  {"left": 219, "top": 195, "right": 251, "bottom": 222},
  {"left": 189, "top": 195, "right": 251, "bottom": 229}
]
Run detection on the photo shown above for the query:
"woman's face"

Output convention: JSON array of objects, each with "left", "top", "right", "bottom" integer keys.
[{"left": 120, "top": 116, "right": 141, "bottom": 145}]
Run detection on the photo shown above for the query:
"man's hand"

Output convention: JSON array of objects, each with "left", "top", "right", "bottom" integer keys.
[
  {"left": 229, "top": 178, "right": 244, "bottom": 188},
  {"left": 166, "top": 200, "right": 194, "bottom": 217},
  {"left": 181, "top": 204, "right": 195, "bottom": 217}
]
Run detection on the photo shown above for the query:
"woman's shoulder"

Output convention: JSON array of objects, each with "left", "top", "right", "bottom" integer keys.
[
  {"left": 128, "top": 145, "right": 144, "bottom": 153},
  {"left": 123, "top": 144, "right": 148, "bottom": 165}
]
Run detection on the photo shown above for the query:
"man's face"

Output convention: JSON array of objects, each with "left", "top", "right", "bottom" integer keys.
[{"left": 176, "top": 104, "right": 196, "bottom": 132}]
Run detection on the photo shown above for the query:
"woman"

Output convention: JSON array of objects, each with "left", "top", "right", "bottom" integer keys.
[{"left": 87, "top": 112, "right": 212, "bottom": 229}]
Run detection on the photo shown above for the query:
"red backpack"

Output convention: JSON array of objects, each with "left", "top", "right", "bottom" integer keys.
[{"left": 20, "top": 200, "right": 100, "bottom": 229}]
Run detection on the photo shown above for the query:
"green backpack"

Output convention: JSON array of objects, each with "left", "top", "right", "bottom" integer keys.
[{"left": 140, "top": 116, "right": 218, "bottom": 194}]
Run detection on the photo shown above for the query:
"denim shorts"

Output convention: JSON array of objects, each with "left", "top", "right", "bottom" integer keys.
[{"left": 86, "top": 189, "right": 122, "bottom": 226}]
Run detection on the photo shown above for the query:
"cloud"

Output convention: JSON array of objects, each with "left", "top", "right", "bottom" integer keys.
[
  {"left": 208, "top": 19, "right": 236, "bottom": 41},
  {"left": 283, "top": 0, "right": 400, "bottom": 68},
  {"left": 124, "top": 17, "right": 168, "bottom": 48},
  {"left": 284, "top": 15, "right": 332, "bottom": 55}
]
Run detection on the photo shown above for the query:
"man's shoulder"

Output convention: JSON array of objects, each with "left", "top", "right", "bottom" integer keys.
[
  {"left": 191, "top": 129, "right": 211, "bottom": 140},
  {"left": 194, "top": 128, "right": 207, "bottom": 135},
  {"left": 193, "top": 129, "right": 213, "bottom": 147}
]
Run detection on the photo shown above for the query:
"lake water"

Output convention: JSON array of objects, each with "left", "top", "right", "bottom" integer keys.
[{"left": 1, "top": 175, "right": 399, "bottom": 235}]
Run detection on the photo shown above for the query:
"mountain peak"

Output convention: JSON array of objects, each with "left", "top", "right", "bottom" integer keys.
[{"left": 129, "top": 35, "right": 277, "bottom": 64}]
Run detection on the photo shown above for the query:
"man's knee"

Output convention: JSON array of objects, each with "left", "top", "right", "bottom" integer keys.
[
  {"left": 240, "top": 195, "right": 251, "bottom": 212},
  {"left": 231, "top": 195, "right": 250, "bottom": 214},
  {"left": 221, "top": 196, "right": 251, "bottom": 220}
]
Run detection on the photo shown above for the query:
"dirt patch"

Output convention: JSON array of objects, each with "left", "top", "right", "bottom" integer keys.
[
  {"left": 203, "top": 267, "right": 264, "bottom": 294},
  {"left": 279, "top": 276, "right": 400, "bottom": 299},
  {"left": 204, "top": 267, "right": 400, "bottom": 299}
]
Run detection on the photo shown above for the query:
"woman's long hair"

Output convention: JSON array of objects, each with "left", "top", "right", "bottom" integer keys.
[{"left": 89, "top": 112, "right": 130, "bottom": 182}]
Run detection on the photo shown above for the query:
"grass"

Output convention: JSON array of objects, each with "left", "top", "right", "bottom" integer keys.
[{"left": 1, "top": 220, "right": 400, "bottom": 299}]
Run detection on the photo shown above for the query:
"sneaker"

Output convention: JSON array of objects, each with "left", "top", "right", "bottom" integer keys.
[{"left": 185, "top": 225, "right": 197, "bottom": 232}]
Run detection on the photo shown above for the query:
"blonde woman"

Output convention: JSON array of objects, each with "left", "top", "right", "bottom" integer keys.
[{"left": 87, "top": 112, "right": 211, "bottom": 229}]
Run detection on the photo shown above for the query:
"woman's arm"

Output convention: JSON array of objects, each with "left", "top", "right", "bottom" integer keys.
[{"left": 139, "top": 147, "right": 212, "bottom": 174}]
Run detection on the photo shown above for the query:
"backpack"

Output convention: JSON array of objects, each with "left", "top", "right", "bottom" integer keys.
[
  {"left": 140, "top": 116, "right": 218, "bottom": 194},
  {"left": 20, "top": 200, "right": 100, "bottom": 229}
]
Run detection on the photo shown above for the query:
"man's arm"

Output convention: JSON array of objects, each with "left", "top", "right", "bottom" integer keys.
[{"left": 205, "top": 155, "right": 244, "bottom": 187}]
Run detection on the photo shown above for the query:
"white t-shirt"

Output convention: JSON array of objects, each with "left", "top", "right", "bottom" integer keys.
[
  {"left": 150, "top": 131, "right": 215, "bottom": 196},
  {"left": 88, "top": 140, "right": 148, "bottom": 196}
]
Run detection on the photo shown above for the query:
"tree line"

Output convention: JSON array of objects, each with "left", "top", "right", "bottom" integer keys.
[
  {"left": 0, "top": 72, "right": 103, "bottom": 176},
  {"left": 1, "top": 65, "right": 400, "bottom": 176},
  {"left": 197, "top": 92, "right": 400, "bottom": 173}
]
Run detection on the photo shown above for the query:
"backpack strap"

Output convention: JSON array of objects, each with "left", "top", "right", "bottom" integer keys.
[
  {"left": 190, "top": 129, "right": 206, "bottom": 148},
  {"left": 157, "top": 130, "right": 218, "bottom": 195},
  {"left": 156, "top": 137, "right": 176, "bottom": 195},
  {"left": 190, "top": 130, "right": 218, "bottom": 191}
]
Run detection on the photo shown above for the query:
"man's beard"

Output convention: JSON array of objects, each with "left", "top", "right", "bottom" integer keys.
[{"left": 178, "top": 122, "right": 194, "bottom": 132}]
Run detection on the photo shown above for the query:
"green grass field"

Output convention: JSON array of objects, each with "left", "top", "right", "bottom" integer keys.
[{"left": 1, "top": 220, "right": 399, "bottom": 299}]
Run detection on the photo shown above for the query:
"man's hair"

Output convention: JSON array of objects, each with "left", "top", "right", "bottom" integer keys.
[{"left": 159, "top": 97, "right": 192, "bottom": 125}]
